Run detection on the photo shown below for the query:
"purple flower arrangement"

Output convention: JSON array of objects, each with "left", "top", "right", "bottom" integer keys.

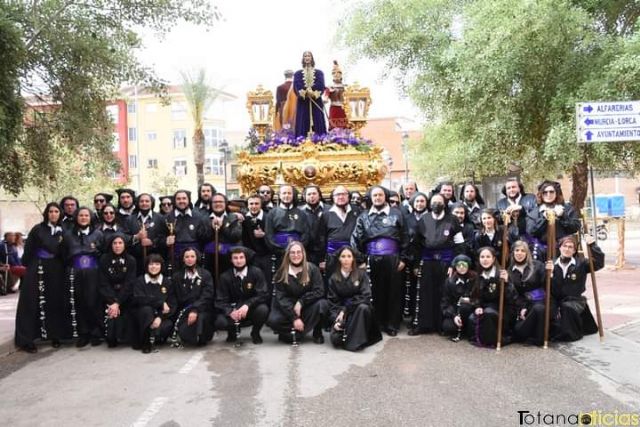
[{"left": 253, "top": 128, "right": 372, "bottom": 154}]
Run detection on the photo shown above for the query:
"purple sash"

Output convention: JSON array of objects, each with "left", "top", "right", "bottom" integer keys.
[
  {"left": 203, "top": 241, "right": 234, "bottom": 254},
  {"left": 525, "top": 288, "right": 545, "bottom": 302},
  {"left": 421, "top": 248, "right": 454, "bottom": 263},
  {"left": 36, "top": 248, "right": 55, "bottom": 259},
  {"left": 326, "top": 240, "right": 350, "bottom": 255},
  {"left": 366, "top": 238, "right": 399, "bottom": 256},
  {"left": 72, "top": 255, "right": 98, "bottom": 270},
  {"left": 273, "top": 232, "right": 301, "bottom": 247}
]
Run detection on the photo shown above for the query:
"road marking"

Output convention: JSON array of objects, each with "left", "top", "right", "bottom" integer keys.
[
  {"left": 178, "top": 351, "right": 203, "bottom": 374},
  {"left": 131, "top": 396, "right": 168, "bottom": 427}
]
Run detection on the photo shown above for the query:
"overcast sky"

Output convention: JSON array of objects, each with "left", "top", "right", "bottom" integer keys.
[{"left": 136, "top": 0, "right": 422, "bottom": 132}]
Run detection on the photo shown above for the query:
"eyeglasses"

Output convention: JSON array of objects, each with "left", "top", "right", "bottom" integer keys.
[
  {"left": 94, "top": 199, "right": 106, "bottom": 203},
  {"left": 103, "top": 211, "right": 115, "bottom": 216},
  {"left": 161, "top": 202, "right": 172, "bottom": 207}
]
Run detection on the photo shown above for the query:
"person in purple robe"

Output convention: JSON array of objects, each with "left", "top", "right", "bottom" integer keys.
[{"left": 293, "top": 51, "right": 327, "bottom": 138}]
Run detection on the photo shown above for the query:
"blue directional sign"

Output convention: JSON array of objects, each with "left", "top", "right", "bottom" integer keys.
[{"left": 576, "top": 101, "right": 640, "bottom": 143}]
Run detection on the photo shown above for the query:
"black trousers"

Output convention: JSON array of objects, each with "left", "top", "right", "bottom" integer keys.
[
  {"left": 368, "top": 254, "right": 402, "bottom": 331},
  {"left": 267, "top": 299, "right": 328, "bottom": 337},
  {"left": 214, "top": 303, "right": 269, "bottom": 336}
]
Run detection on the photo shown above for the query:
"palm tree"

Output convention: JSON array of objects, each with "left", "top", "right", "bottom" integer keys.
[{"left": 180, "top": 69, "right": 222, "bottom": 187}]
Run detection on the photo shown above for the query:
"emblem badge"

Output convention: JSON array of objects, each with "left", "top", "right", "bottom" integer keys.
[
  {"left": 382, "top": 218, "right": 389, "bottom": 225},
  {"left": 189, "top": 224, "right": 195, "bottom": 230},
  {"left": 444, "top": 230, "right": 450, "bottom": 236},
  {"left": 161, "top": 287, "right": 167, "bottom": 294},
  {"left": 149, "top": 222, "right": 155, "bottom": 228},
  {"left": 246, "top": 282, "right": 253, "bottom": 290},
  {"left": 90, "top": 242, "right": 96, "bottom": 249},
  {"left": 570, "top": 273, "right": 577, "bottom": 280},
  {"left": 489, "top": 283, "right": 497, "bottom": 293}
]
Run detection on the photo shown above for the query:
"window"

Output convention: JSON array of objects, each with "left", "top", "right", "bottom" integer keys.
[
  {"left": 127, "top": 102, "right": 136, "bottom": 113},
  {"left": 147, "top": 159, "right": 158, "bottom": 169},
  {"left": 173, "top": 129, "right": 187, "bottom": 149},
  {"left": 205, "top": 155, "right": 223, "bottom": 175},
  {"left": 146, "top": 131, "right": 157, "bottom": 141},
  {"left": 129, "top": 155, "right": 137, "bottom": 169},
  {"left": 145, "top": 103, "right": 158, "bottom": 113},
  {"left": 230, "top": 164, "right": 238, "bottom": 181},
  {"left": 174, "top": 159, "right": 187, "bottom": 176},
  {"left": 106, "top": 105, "right": 119, "bottom": 124},
  {"left": 204, "top": 127, "right": 223, "bottom": 148},
  {"left": 112, "top": 132, "right": 120, "bottom": 152},
  {"left": 171, "top": 102, "right": 188, "bottom": 120},
  {"left": 128, "top": 127, "right": 137, "bottom": 141}
]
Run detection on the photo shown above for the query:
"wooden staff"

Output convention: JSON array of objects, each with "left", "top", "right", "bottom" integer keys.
[
  {"left": 213, "top": 223, "right": 220, "bottom": 285},
  {"left": 496, "top": 213, "right": 511, "bottom": 351},
  {"left": 581, "top": 214, "right": 605, "bottom": 342},
  {"left": 167, "top": 222, "right": 175, "bottom": 275},
  {"left": 543, "top": 211, "right": 556, "bottom": 349},
  {"left": 140, "top": 220, "right": 148, "bottom": 262}
]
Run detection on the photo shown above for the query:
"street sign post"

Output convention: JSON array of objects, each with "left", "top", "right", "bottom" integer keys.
[{"left": 576, "top": 101, "right": 640, "bottom": 143}]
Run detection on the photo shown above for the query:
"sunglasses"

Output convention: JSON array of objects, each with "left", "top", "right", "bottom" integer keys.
[
  {"left": 259, "top": 190, "right": 271, "bottom": 194},
  {"left": 161, "top": 202, "right": 172, "bottom": 207},
  {"left": 103, "top": 211, "right": 115, "bottom": 216},
  {"left": 94, "top": 199, "right": 106, "bottom": 203}
]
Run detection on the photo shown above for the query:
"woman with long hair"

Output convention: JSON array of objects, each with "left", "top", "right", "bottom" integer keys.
[
  {"left": 267, "top": 241, "right": 328, "bottom": 344},
  {"left": 467, "top": 247, "right": 517, "bottom": 346},
  {"left": 15, "top": 203, "right": 67, "bottom": 353},
  {"left": 327, "top": 246, "right": 381, "bottom": 351}
]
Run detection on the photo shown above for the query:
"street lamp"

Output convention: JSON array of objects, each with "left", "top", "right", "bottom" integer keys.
[
  {"left": 219, "top": 139, "right": 229, "bottom": 195},
  {"left": 402, "top": 131, "right": 409, "bottom": 182}
]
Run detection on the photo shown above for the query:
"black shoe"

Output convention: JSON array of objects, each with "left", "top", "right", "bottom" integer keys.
[
  {"left": 407, "top": 328, "right": 422, "bottom": 336},
  {"left": 21, "top": 344, "right": 37, "bottom": 353},
  {"left": 251, "top": 332, "right": 263, "bottom": 345},
  {"left": 91, "top": 338, "right": 102, "bottom": 347},
  {"left": 226, "top": 332, "right": 238, "bottom": 343},
  {"left": 107, "top": 340, "right": 118, "bottom": 348},
  {"left": 142, "top": 344, "right": 152, "bottom": 354},
  {"left": 51, "top": 339, "right": 61, "bottom": 348},
  {"left": 386, "top": 329, "right": 398, "bottom": 337},
  {"left": 76, "top": 336, "right": 90, "bottom": 348},
  {"left": 313, "top": 329, "right": 325, "bottom": 344}
]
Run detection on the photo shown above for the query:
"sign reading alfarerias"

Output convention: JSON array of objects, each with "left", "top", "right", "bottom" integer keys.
[{"left": 576, "top": 101, "right": 640, "bottom": 143}]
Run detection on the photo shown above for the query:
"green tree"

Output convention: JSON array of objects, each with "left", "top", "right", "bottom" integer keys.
[
  {"left": 0, "top": 1, "right": 221, "bottom": 195},
  {"left": 340, "top": 0, "right": 640, "bottom": 209},
  {"left": 180, "top": 68, "right": 223, "bottom": 187}
]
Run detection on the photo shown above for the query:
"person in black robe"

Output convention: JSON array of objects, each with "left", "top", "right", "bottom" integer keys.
[
  {"left": 99, "top": 235, "right": 136, "bottom": 347},
  {"left": 97, "top": 203, "right": 132, "bottom": 252},
  {"left": 15, "top": 202, "right": 67, "bottom": 353},
  {"left": 509, "top": 240, "right": 549, "bottom": 346},
  {"left": 158, "top": 190, "right": 209, "bottom": 274},
  {"left": 215, "top": 246, "right": 270, "bottom": 344},
  {"left": 64, "top": 207, "right": 105, "bottom": 347},
  {"left": 130, "top": 254, "right": 174, "bottom": 353},
  {"left": 205, "top": 193, "right": 243, "bottom": 280},
  {"left": 126, "top": 194, "right": 166, "bottom": 275},
  {"left": 158, "top": 196, "right": 174, "bottom": 217},
  {"left": 433, "top": 181, "right": 456, "bottom": 207},
  {"left": 550, "top": 235, "right": 603, "bottom": 342},
  {"left": 351, "top": 185, "right": 409, "bottom": 336},
  {"left": 410, "top": 193, "right": 464, "bottom": 335},
  {"left": 92, "top": 192, "right": 113, "bottom": 227},
  {"left": 459, "top": 183, "right": 485, "bottom": 229},
  {"left": 300, "top": 185, "right": 326, "bottom": 265},
  {"left": 258, "top": 185, "right": 275, "bottom": 213},
  {"left": 400, "top": 192, "right": 428, "bottom": 322},
  {"left": 327, "top": 246, "right": 381, "bottom": 351},
  {"left": 115, "top": 188, "right": 137, "bottom": 223},
  {"left": 170, "top": 247, "right": 215, "bottom": 346},
  {"left": 495, "top": 177, "right": 537, "bottom": 240},
  {"left": 467, "top": 247, "right": 517, "bottom": 347},
  {"left": 526, "top": 180, "right": 580, "bottom": 261},
  {"left": 59, "top": 196, "right": 79, "bottom": 231},
  {"left": 242, "top": 194, "right": 272, "bottom": 287},
  {"left": 472, "top": 208, "right": 518, "bottom": 255},
  {"left": 441, "top": 255, "right": 476, "bottom": 341},
  {"left": 267, "top": 242, "right": 328, "bottom": 344},
  {"left": 194, "top": 183, "right": 216, "bottom": 217},
  {"left": 318, "top": 185, "right": 361, "bottom": 281},
  {"left": 264, "top": 184, "right": 310, "bottom": 280},
  {"left": 450, "top": 202, "right": 476, "bottom": 263}
]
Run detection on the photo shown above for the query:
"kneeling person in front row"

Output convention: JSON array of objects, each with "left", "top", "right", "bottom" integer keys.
[
  {"left": 267, "top": 242, "right": 328, "bottom": 344},
  {"left": 215, "top": 246, "right": 270, "bottom": 344},
  {"left": 171, "top": 248, "right": 215, "bottom": 346},
  {"left": 131, "top": 254, "right": 174, "bottom": 353}
]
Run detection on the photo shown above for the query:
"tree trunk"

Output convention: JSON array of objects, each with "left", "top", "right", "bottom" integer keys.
[
  {"left": 193, "top": 128, "right": 205, "bottom": 188},
  {"left": 570, "top": 149, "right": 589, "bottom": 212}
]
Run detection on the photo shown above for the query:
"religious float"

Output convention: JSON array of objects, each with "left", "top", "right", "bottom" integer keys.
[{"left": 236, "top": 56, "right": 387, "bottom": 196}]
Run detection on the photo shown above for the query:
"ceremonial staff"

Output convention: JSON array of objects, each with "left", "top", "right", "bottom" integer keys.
[
  {"left": 213, "top": 220, "right": 220, "bottom": 286},
  {"left": 496, "top": 212, "right": 510, "bottom": 351},
  {"left": 581, "top": 214, "right": 605, "bottom": 342},
  {"left": 543, "top": 211, "right": 556, "bottom": 349},
  {"left": 167, "top": 221, "right": 175, "bottom": 276}
]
